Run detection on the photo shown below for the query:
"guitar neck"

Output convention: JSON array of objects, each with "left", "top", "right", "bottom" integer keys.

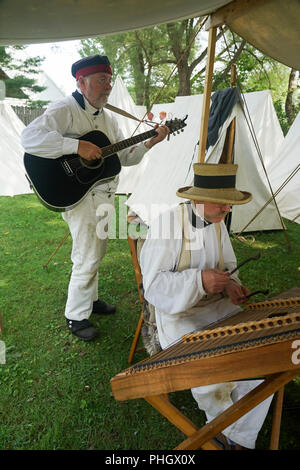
[{"left": 101, "top": 129, "right": 157, "bottom": 158}]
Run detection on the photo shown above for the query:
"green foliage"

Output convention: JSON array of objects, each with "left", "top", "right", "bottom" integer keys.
[
  {"left": 0, "top": 194, "right": 299, "bottom": 450},
  {"left": 0, "top": 45, "right": 46, "bottom": 105},
  {"left": 79, "top": 20, "right": 199, "bottom": 108},
  {"left": 273, "top": 100, "right": 290, "bottom": 136},
  {"left": 78, "top": 25, "right": 298, "bottom": 134}
]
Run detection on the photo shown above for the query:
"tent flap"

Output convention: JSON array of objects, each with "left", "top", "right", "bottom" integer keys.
[
  {"left": 0, "top": 0, "right": 230, "bottom": 45},
  {"left": 0, "top": 0, "right": 299, "bottom": 69},
  {"left": 0, "top": 102, "right": 33, "bottom": 197}
]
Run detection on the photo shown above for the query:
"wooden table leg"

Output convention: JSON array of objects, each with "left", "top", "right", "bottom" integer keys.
[
  {"left": 175, "top": 370, "right": 300, "bottom": 450},
  {"left": 269, "top": 386, "right": 285, "bottom": 450},
  {"left": 145, "top": 394, "right": 220, "bottom": 450}
]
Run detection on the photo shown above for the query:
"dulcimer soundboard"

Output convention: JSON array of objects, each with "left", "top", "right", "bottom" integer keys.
[{"left": 111, "top": 296, "right": 300, "bottom": 401}]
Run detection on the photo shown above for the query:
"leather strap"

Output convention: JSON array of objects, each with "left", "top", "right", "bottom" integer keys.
[
  {"left": 176, "top": 204, "right": 223, "bottom": 309},
  {"left": 105, "top": 103, "right": 146, "bottom": 124}
]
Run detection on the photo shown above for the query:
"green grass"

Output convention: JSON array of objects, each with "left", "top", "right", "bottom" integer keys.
[{"left": 0, "top": 194, "right": 299, "bottom": 450}]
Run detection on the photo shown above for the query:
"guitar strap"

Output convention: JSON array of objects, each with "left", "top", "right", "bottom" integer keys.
[
  {"left": 72, "top": 89, "right": 149, "bottom": 126},
  {"left": 105, "top": 103, "right": 147, "bottom": 125}
]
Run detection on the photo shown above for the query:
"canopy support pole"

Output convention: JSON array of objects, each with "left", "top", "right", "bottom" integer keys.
[{"left": 197, "top": 26, "right": 217, "bottom": 163}]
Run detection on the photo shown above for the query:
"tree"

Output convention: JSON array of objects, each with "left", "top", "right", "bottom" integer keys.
[
  {"left": 285, "top": 68, "right": 300, "bottom": 126},
  {"left": 80, "top": 27, "right": 179, "bottom": 109},
  {"left": 0, "top": 45, "right": 48, "bottom": 106},
  {"left": 79, "top": 21, "right": 298, "bottom": 133},
  {"left": 79, "top": 18, "right": 212, "bottom": 109}
]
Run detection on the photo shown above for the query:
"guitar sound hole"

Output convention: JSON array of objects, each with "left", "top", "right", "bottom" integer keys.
[{"left": 80, "top": 157, "right": 104, "bottom": 169}]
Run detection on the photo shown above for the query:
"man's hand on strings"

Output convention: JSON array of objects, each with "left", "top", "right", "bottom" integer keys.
[
  {"left": 225, "top": 281, "right": 250, "bottom": 305},
  {"left": 144, "top": 124, "right": 169, "bottom": 149},
  {"left": 78, "top": 140, "right": 103, "bottom": 161}
]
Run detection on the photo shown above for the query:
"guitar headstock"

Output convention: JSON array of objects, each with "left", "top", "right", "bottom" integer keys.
[{"left": 165, "top": 115, "right": 188, "bottom": 137}]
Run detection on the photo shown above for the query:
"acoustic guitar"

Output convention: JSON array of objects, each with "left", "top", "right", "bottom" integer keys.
[{"left": 24, "top": 117, "right": 187, "bottom": 212}]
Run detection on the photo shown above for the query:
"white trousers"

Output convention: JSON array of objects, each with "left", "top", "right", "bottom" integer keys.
[
  {"left": 191, "top": 380, "right": 273, "bottom": 449},
  {"left": 62, "top": 188, "right": 114, "bottom": 321}
]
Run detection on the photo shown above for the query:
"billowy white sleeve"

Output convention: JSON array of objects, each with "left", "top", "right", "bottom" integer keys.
[
  {"left": 21, "top": 104, "right": 78, "bottom": 158},
  {"left": 140, "top": 211, "right": 206, "bottom": 315}
]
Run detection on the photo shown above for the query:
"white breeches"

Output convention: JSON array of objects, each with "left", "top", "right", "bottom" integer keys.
[
  {"left": 62, "top": 188, "right": 114, "bottom": 321},
  {"left": 191, "top": 380, "right": 273, "bottom": 449}
]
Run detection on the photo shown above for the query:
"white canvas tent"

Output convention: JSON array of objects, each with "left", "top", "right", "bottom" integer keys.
[
  {"left": 32, "top": 72, "right": 66, "bottom": 103},
  {"left": 268, "top": 112, "right": 300, "bottom": 224},
  {"left": 124, "top": 88, "right": 285, "bottom": 232},
  {"left": 0, "top": 101, "right": 32, "bottom": 196}
]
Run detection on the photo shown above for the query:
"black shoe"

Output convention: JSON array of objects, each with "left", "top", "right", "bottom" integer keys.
[
  {"left": 66, "top": 318, "right": 99, "bottom": 341},
  {"left": 92, "top": 300, "right": 116, "bottom": 315}
]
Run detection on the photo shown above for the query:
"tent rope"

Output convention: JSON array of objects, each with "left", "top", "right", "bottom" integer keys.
[
  {"left": 232, "top": 164, "right": 299, "bottom": 243},
  {"left": 219, "top": 26, "right": 291, "bottom": 247}
]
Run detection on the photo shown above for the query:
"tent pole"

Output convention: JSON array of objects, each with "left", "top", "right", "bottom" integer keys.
[
  {"left": 226, "top": 63, "right": 237, "bottom": 164},
  {"left": 198, "top": 26, "right": 217, "bottom": 163}
]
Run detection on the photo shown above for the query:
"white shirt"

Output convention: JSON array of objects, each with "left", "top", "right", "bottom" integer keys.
[{"left": 140, "top": 203, "right": 241, "bottom": 348}]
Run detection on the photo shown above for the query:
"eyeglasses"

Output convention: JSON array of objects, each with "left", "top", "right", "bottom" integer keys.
[{"left": 97, "top": 77, "right": 113, "bottom": 86}]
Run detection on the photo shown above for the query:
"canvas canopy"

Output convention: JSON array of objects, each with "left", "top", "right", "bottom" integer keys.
[
  {"left": 0, "top": 0, "right": 299, "bottom": 70},
  {"left": 123, "top": 87, "right": 284, "bottom": 233},
  {"left": 267, "top": 112, "right": 300, "bottom": 224},
  {"left": 0, "top": 102, "right": 32, "bottom": 196}
]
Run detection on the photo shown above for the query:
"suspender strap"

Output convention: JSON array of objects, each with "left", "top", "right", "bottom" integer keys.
[
  {"left": 177, "top": 204, "right": 224, "bottom": 272},
  {"left": 214, "top": 222, "right": 224, "bottom": 271},
  {"left": 177, "top": 204, "right": 191, "bottom": 273}
]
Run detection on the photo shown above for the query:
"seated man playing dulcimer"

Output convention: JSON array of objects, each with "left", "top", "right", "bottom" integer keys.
[{"left": 140, "top": 163, "right": 273, "bottom": 450}]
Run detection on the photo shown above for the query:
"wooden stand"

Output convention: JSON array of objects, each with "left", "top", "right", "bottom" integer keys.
[
  {"left": 170, "top": 370, "right": 299, "bottom": 450},
  {"left": 114, "top": 290, "right": 300, "bottom": 449}
]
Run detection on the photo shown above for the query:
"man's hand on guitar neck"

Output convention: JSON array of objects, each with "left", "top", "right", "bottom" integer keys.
[
  {"left": 78, "top": 140, "right": 103, "bottom": 161},
  {"left": 144, "top": 124, "right": 169, "bottom": 149}
]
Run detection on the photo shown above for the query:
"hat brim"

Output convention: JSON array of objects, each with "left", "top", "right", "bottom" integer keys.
[{"left": 176, "top": 186, "right": 252, "bottom": 205}]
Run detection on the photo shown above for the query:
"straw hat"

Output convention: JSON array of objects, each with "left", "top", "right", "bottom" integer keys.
[{"left": 176, "top": 163, "right": 252, "bottom": 205}]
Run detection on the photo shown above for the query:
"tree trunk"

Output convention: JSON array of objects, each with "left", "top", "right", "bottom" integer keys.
[
  {"left": 130, "top": 48, "right": 145, "bottom": 106},
  {"left": 285, "top": 68, "right": 298, "bottom": 126}
]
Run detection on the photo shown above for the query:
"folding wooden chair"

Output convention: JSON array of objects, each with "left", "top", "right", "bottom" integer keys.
[{"left": 127, "top": 235, "right": 145, "bottom": 363}]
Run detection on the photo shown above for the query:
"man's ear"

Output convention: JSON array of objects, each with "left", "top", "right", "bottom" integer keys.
[{"left": 78, "top": 76, "right": 86, "bottom": 89}]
